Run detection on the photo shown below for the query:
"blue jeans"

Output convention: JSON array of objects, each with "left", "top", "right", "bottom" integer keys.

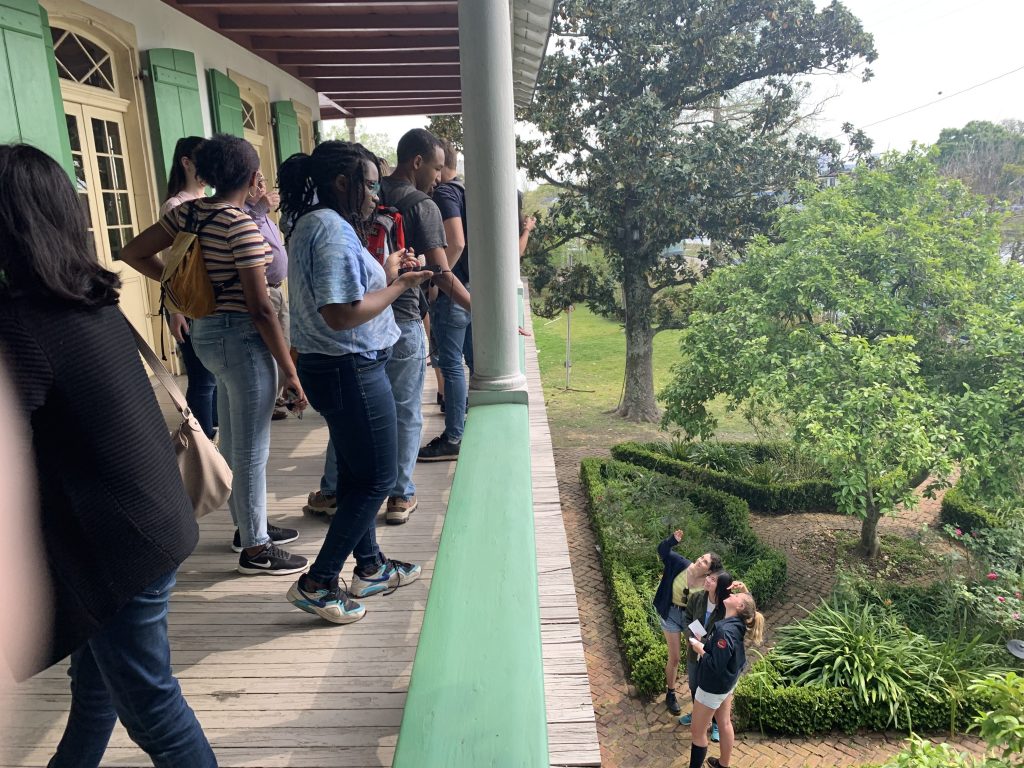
[
  {"left": 48, "top": 570, "right": 216, "bottom": 768},
  {"left": 430, "top": 291, "right": 473, "bottom": 441},
  {"left": 320, "top": 435, "right": 337, "bottom": 496},
  {"left": 179, "top": 331, "right": 218, "bottom": 439},
  {"left": 298, "top": 351, "right": 397, "bottom": 580},
  {"left": 190, "top": 314, "right": 275, "bottom": 549},
  {"left": 386, "top": 320, "right": 425, "bottom": 499}
]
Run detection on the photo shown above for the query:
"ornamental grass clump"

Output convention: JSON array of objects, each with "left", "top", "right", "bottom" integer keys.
[{"left": 771, "top": 601, "right": 948, "bottom": 729}]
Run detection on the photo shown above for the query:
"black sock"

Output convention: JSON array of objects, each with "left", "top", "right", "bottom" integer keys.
[{"left": 689, "top": 743, "right": 707, "bottom": 768}]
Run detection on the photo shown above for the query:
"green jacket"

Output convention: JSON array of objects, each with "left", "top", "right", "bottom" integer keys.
[{"left": 684, "top": 588, "right": 723, "bottom": 664}]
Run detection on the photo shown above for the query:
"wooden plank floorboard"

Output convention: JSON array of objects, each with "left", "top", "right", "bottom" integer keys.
[{"left": 2, "top": 298, "right": 600, "bottom": 768}]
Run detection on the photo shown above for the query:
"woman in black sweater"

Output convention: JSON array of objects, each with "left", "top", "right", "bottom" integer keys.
[
  {"left": 0, "top": 144, "right": 216, "bottom": 767},
  {"left": 687, "top": 585, "right": 764, "bottom": 768}
]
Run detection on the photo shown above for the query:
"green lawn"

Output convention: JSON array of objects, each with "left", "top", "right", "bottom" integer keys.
[{"left": 532, "top": 305, "right": 755, "bottom": 449}]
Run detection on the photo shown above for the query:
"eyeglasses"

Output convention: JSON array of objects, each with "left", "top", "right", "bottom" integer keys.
[{"left": 365, "top": 180, "right": 381, "bottom": 195}]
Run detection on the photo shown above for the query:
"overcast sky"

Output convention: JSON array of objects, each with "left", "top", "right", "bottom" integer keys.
[{"left": 332, "top": 0, "right": 1024, "bottom": 155}]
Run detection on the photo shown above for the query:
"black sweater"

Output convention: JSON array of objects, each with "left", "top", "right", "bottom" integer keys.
[{"left": 0, "top": 298, "right": 198, "bottom": 677}]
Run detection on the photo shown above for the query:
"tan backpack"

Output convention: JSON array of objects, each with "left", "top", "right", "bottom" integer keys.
[{"left": 160, "top": 202, "right": 238, "bottom": 318}]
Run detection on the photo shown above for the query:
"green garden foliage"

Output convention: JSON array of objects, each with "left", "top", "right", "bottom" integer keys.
[
  {"left": 579, "top": 456, "right": 787, "bottom": 697},
  {"left": 611, "top": 441, "right": 838, "bottom": 515},
  {"left": 941, "top": 486, "right": 1005, "bottom": 534}
]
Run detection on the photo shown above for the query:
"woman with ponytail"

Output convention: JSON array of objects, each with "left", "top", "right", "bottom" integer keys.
[
  {"left": 686, "top": 583, "right": 765, "bottom": 768},
  {"left": 279, "top": 141, "right": 433, "bottom": 624},
  {"left": 121, "top": 133, "right": 308, "bottom": 576}
]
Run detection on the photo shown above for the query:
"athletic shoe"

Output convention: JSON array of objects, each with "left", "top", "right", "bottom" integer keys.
[
  {"left": 417, "top": 433, "right": 460, "bottom": 462},
  {"left": 351, "top": 558, "right": 422, "bottom": 598},
  {"left": 303, "top": 490, "right": 337, "bottom": 517},
  {"left": 437, "top": 393, "right": 445, "bottom": 413},
  {"left": 711, "top": 722, "right": 720, "bottom": 742},
  {"left": 232, "top": 523, "right": 299, "bottom": 553},
  {"left": 386, "top": 495, "right": 417, "bottom": 525},
  {"left": 666, "top": 690, "right": 682, "bottom": 715},
  {"left": 678, "top": 712, "right": 692, "bottom": 725},
  {"left": 272, "top": 408, "right": 288, "bottom": 420},
  {"left": 287, "top": 576, "right": 365, "bottom": 624},
  {"left": 237, "top": 543, "right": 307, "bottom": 575},
  {"left": 706, "top": 758, "right": 727, "bottom": 768}
]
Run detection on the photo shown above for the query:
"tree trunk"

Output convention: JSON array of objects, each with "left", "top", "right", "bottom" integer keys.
[
  {"left": 858, "top": 504, "right": 882, "bottom": 559},
  {"left": 616, "top": 264, "right": 660, "bottom": 422}
]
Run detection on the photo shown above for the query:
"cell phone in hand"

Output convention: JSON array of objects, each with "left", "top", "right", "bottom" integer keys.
[{"left": 398, "top": 264, "right": 443, "bottom": 276}]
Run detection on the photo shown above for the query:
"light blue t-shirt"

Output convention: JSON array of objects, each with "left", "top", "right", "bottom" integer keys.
[{"left": 287, "top": 208, "right": 400, "bottom": 356}]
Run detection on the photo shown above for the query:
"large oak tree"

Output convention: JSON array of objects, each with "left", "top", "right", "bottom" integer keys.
[{"left": 521, "top": 0, "right": 876, "bottom": 421}]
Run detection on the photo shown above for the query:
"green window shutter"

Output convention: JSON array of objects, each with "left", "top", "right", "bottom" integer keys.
[
  {"left": 142, "top": 48, "right": 204, "bottom": 197},
  {"left": 0, "top": 0, "right": 72, "bottom": 176},
  {"left": 313, "top": 120, "right": 323, "bottom": 146},
  {"left": 206, "top": 68, "right": 243, "bottom": 137},
  {"left": 271, "top": 100, "right": 301, "bottom": 162}
]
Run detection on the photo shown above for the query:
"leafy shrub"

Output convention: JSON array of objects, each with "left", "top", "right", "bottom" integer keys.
[
  {"left": 612, "top": 441, "right": 838, "bottom": 515},
  {"left": 941, "top": 486, "right": 1003, "bottom": 534},
  {"left": 771, "top": 601, "right": 957, "bottom": 730},
  {"left": 579, "top": 457, "right": 787, "bottom": 696}
]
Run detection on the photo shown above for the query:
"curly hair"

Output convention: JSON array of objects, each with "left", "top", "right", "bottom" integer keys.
[
  {"left": 278, "top": 140, "right": 379, "bottom": 243},
  {"left": 0, "top": 144, "right": 119, "bottom": 306},
  {"left": 194, "top": 134, "right": 259, "bottom": 195}
]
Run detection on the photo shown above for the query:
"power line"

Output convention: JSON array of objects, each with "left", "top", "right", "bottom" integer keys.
[{"left": 857, "top": 63, "right": 1024, "bottom": 131}]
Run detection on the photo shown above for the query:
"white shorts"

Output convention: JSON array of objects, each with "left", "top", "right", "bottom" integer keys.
[{"left": 694, "top": 686, "right": 735, "bottom": 710}]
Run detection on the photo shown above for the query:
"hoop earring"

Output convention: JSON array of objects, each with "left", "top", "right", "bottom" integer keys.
[{"left": 248, "top": 185, "right": 259, "bottom": 199}]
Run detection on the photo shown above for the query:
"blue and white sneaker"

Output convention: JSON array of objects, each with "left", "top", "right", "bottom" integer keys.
[
  {"left": 351, "top": 558, "right": 422, "bottom": 598},
  {"left": 711, "top": 721, "right": 720, "bottom": 743},
  {"left": 286, "top": 576, "right": 365, "bottom": 624}
]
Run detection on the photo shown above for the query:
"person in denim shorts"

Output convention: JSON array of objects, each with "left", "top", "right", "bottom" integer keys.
[{"left": 651, "top": 530, "right": 722, "bottom": 716}]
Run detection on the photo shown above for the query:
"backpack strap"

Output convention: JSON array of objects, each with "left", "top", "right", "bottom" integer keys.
[{"left": 392, "top": 188, "right": 431, "bottom": 218}]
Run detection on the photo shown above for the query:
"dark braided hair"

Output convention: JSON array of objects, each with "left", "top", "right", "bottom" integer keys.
[{"left": 278, "top": 140, "right": 379, "bottom": 243}]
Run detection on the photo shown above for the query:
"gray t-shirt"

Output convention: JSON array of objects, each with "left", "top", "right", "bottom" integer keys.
[{"left": 380, "top": 177, "right": 447, "bottom": 323}]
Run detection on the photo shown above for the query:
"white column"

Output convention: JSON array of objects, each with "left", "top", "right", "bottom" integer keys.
[
  {"left": 459, "top": 0, "right": 527, "bottom": 393},
  {"left": 345, "top": 117, "right": 357, "bottom": 142}
]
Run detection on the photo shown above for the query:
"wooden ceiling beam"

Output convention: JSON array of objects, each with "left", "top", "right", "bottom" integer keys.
[
  {"left": 249, "top": 32, "right": 459, "bottom": 51},
  {"left": 312, "top": 75, "right": 459, "bottom": 91},
  {"left": 217, "top": 13, "right": 456, "bottom": 33},
  {"left": 178, "top": 0, "right": 454, "bottom": 6},
  {"left": 276, "top": 49, "right": 459, "bottom": 65},
  {"left": 299, "top": 64, "right": 459, "bottom": 78},
  {"left": 347, "top": 104, "right": 461, "bottom": 117}
]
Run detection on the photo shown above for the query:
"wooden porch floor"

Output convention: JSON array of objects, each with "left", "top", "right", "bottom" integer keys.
[{"left": 1, "top": 316, "right": 599, "bottom": 767}]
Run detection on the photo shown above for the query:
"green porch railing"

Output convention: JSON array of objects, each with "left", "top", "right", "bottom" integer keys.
[{"left": 393, "top": 288, "right": 548, "bottom": 767}]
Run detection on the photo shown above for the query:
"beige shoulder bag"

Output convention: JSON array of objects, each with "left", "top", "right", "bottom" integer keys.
[{"left": 127, "top": 320, "right": 232, "bottom": 519}]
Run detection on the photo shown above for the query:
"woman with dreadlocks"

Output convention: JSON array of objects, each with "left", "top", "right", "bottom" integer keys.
[{"left": 279, "top": 141, "right": 433, "bottom": 624}]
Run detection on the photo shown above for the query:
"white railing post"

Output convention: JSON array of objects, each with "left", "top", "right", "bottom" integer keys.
[{"left": 459, "top": 0, "right": 527, "bottom": 393}]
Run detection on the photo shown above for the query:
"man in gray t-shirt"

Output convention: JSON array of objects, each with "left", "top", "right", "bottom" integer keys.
[{"left": 377, "top": 128, "right": 448, "bottom": 524}]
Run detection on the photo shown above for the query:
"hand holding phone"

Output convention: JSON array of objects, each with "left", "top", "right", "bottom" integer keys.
[{"left": 398, "top": 264, "right": 443, "bottom": 276}]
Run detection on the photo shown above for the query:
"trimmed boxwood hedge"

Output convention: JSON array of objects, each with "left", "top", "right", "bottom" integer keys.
[
  {"left": 939, "top": 486, "right": 1001, "bottom": 534},
  {"left": 580, "top": 457, "right": 788, "bottom": 697},
  {"left": 733, "top": 657, "right": 978, "bottom": 736},
  {"left": 611, "top": 442, "right": 839, "bottom": 515}
]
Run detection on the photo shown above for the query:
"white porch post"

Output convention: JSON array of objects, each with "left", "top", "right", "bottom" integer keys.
[{"left": 459, "top": 0, "right": 527, "bottom": 393}]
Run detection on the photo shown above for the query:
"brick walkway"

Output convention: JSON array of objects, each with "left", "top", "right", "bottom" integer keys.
[{"left": 554, "top": 447, "right": 985, "bottom": 767}]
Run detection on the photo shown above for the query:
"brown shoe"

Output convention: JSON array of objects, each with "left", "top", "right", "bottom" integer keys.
[
  {"left": 386, "top": 495, "right": 417, "bottom": 525},
  {"left": 303, "top": 490, "right": 337, "bottom": 517},
  {"left": 272, "top": 408, "right": 288, "bottom": 421}
]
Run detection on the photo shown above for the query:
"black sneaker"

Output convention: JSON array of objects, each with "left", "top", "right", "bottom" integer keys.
[
  {"left": 437, "top": 393, "right": 445, "bottom": 413},
  {"left": 666, "top": 689, "right": 682, "bottom": 715},
  {"left": 232, "top": 523, "right": 299, "bottom": 552},
  {"left": 237, "top": 543, "right": 307, "bottom": 575},
  {"left": 417, "top": 433, "right": 461, "bottom": 462}
]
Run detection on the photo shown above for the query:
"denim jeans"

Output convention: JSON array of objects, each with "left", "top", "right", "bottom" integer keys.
[
  {"left": 48, "top": 570, "right": 216, "bottom": 768},
  {"left": 190, "top": 313, "right": 275, "bottom": 548},
  {"left": 430, "top": 290, "right": 473, "bottom": 442},
  {"left": 386, "top": 320, "right": 425, "bottom": 499},
  {"left": 321, "top": 435, "right": 337, "bottom": 496},
  {"left": 178, "top": 330, "right": 218, "bottom": 439},
  {"left": 298, "top": 351, "right": 397, "bottom": 580}
]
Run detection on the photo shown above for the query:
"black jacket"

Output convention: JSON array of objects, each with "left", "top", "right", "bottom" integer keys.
[
  {"left": 694, "top": 615, "right": 747, "bottom": 694},
  {"left": 652, "top": 534, "right": 692, "bottom": 620}
]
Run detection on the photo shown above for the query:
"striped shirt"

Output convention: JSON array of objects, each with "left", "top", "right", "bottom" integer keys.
[{"left": 159, "top": 199, "right": 270, "bottom": 314}]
